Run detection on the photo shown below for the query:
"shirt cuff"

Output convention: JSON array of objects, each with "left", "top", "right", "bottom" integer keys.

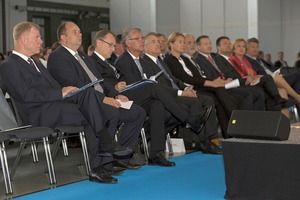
[{"left": 177, "top": 90, "right": 183, "bottom": 96}]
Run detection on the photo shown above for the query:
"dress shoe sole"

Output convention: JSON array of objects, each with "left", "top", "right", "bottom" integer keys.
[{"left": 113, "top": 161, "right": 140, "bottom": 170}]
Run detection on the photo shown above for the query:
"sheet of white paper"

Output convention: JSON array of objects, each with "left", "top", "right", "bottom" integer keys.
[
  {"left": 271, "top": 69, "right": 281, "bottom": 78},
  {"left": 225, "top": 79, "right": 240, "bottom": 89},
  {"left": 116, "top": 99, "right": 133, "bottom": 109}
]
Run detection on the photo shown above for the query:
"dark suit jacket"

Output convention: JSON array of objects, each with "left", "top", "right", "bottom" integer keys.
[
  {"left": 164, "top": 54, "right": 206, "bottom": 88},
  {"left": 90, "top": 52, "right": 121, "bottom": 87},
  {"left": 193, "top": 52, "right": 221, "bottom": 80},
  {"left": 214, "top": 54, "right": 246, "bottom": 85},
  {"left": 108, "top": 52, "right": 118, "bottom": 64},
  {"left": 115, "top": 51, "right": 146, "bottom": 84},
  {"left": 244, "top": 55, "right": 268, "bottom": 75},
  {"left": 0, "top": 54, "right": 85, "bottom": 128},
  {"left": 142, "top": 54, "right": 187, "bottom": 97},
  {"left": 48, "top": 46, "right": 119, "bottom": 101}
]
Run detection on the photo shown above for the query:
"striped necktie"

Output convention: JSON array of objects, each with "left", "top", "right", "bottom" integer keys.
[
  {"left": 156, "top": 59, "right": 179, "bottom": 89},
  {"left": 134, "top": 58, "right": 144, "bottom": 79},
  {"left": 74, "top": 53, "right": 103, "bottom": 93}
]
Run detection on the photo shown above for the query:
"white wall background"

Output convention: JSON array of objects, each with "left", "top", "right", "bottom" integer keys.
[
  {"left": 110, "top": 0, "right": 300, "bottom": 65},
  {"left": 281, "top": 0, "right": 300, "bottom": 66}
]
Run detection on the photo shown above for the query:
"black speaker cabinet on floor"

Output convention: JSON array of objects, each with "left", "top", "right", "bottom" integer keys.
[
  {"left": 227, "top": 110, "right": 290, "bottom": 140},
  {"left": 223, "top": 131, "right": 300, "bottom": 200}
]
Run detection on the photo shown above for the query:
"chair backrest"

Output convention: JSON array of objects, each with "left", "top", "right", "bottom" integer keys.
[
  {"left": 9, "top": 96, "right": 26, "bottom": 126},
  {"left": 0, "top": 89, "right": 18, "bottom": 131}
]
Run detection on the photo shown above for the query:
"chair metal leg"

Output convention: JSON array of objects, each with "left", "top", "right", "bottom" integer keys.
[
  {"left": 140, "top": 128, "right": 149, "bottom": 161},
  {"left": 166, "top": 133, "right": 174, "bottom": 156},
  {"left": 293, "top": 106, "right": 299, "bottom": 122},
  {"left": 0, "top": 141, "right": 13, "bottom": 194},
  {"left": 31, "top": 141, "right": 39, "bottom": 163},
  {"left": 61, "top": 132, "right": 69, "bottom": 156},
  {"left": 10, "top": 140, "right": 26, "bottom": 180},
  {"left": 79, "top": 131, "right": 91, "bottom": 175},
  {"left": 51, "top": 133, "right": 63, "bottom": 161},
  {"left": 43, "top": 136, "right": 56, "bottom": 185}
]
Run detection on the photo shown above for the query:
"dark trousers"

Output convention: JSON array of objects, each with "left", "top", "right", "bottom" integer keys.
[
  {"left": 284, "top": 71, "right": 300, "bottom": 94},
  {"left": 102, "top": 103, "right": 146, "bottom": 150},
  {"left": 228, "top": 86, "right": 265, "bottom": 111},
  {"left": 196, "top": 87, "right": 238, "bottom": 138}
]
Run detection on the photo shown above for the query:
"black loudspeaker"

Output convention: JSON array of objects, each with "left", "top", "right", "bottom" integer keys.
[{"left": 227, "top": 110, "right": 290, "bottom": 141}]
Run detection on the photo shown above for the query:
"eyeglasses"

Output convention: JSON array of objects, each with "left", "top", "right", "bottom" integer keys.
[
  {"left": 99, "top": 39, "right": 116, "bottom": 48},
  {"left": 128, "top": 37, "right": 145, "bottom": 41}
]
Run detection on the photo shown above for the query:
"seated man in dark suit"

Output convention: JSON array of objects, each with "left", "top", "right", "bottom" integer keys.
[
  {"left": 91, "top": 29, "right": 214, "bottom": 163},
  {"left": 142, "top": 32, "right": 221, "bottom": 154},
  {"left": 193, "top": 35, "right": 265, "bottom": 112},
  {"left": 113, "top": 28, "right": 215, "bottom": 159},
  {"left": 47, "top": 22, "right": 146, "bottom": 171},
  {"left": 0, "top": 21, "right": 133, "bottom": 184},
  {"left": 245, "top": 38, "right": 300, "bottom": 105},
  {"left": 214, "top": 36, "right": 294, "bottom": 113}
]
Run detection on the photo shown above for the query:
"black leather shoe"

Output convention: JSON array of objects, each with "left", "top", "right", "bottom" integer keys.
[
  {"left": 96, "top": 166, "right": 124, "bottom": 176},
  {"left": 188, "top": 106, "right": 212, "bottom": 133},
  {"left": 89, "top": 170, "right": 117, "bottom": 184},
  {"left": 274, "top": 96, "right": 287, "bottom": 107},
  {"left": 113, "top": 160, "right": 140, "bottom": 170},
  {"left": 98, "top": 140, "right": 133, "bottom": 157},
  {"left": 148, "top": 153, "right": 176, "bottom": 167},
  {"left": 201, "top": 139, "right": 222, "bottom": 154},
  {"left": 282, "top": 98, "right": 296, "bottom": 108}
]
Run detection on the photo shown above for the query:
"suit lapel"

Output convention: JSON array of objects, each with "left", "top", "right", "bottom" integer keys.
[
  {"left": 11, "top": 54, "right": 41, "bottom": 76},
  {"left": 10, "top": 54, "right": 61, "bottom": 88},
  {"left": 95, "top": 54, "right": 116, "bottom": 76}
]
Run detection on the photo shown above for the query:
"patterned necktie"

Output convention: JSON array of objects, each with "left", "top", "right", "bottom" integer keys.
[
  {"left": 104, "top": 60, "right": 120, "bottom": 79},
  {"left": 74, "top": 53, "right": 103, "bottom": 93},
  {"left": 156, "top": 59, "right": 179, "bottom": 89},
  {"left": 207, "top": 55, "right": 225, "bottom": 80},
  {"left": 190, "top": 57, "right": 206, "bottom": 78},
  {"left": 28, "top": 58, "right": 40, "bottom": 72},
  {"left": 134, "top": 58, "right": 145, "bottom": 79}
]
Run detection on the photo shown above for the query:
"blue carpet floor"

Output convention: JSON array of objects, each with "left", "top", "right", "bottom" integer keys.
[{"left": 15, "top": 153, "right": 226, "bottom": 200}]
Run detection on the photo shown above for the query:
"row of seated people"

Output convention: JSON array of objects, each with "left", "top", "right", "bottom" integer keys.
[
  {"left": 153, "top": 33, "right": 300, "bottom": 119},
  {"left": 107, "top": 30, "right": 299, "bottom": 138},
  {"left": 3, "top": 21, "right": 300, "bottom": 186},
  {"left": 0, "top": 21, "right": 219, "bottom": 186}
]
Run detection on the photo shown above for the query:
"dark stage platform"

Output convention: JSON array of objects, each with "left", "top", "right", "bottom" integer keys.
[{"left": 223, "top": 124, "right": 300, "bottom": 200}]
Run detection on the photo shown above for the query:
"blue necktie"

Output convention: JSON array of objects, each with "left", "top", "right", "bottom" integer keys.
[
  {"left": 156, "top": 59, "right": 179, "bottom": 89},
  {"left": 134, "top": 59, "right": 144, "bottom": 79}
]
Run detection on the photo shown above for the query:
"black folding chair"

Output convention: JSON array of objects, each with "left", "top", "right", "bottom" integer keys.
[
  {"left": 51, "top": 125, "right": 91, "bottom": 175},
  {"left": 8, "top": 126, "right": 56, "bottom": 185},
  {"left": 0, "top": 132, "right": 12, "bottom": 194},
  {"left": 0, "top": 92, "right": 56, "bottom": 186}
]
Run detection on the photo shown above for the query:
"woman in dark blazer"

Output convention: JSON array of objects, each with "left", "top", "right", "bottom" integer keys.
[{"left": 164, "top": 32, "right": 239, "bottom": 138}]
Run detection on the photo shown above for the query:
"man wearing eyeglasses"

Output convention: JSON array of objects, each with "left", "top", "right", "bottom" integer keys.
[
  {"left": 115, "top": 27, "right": 214, "bottom": 164},
  {"left": 47, "top": 22, "right": 146, "bottom": 183}
]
